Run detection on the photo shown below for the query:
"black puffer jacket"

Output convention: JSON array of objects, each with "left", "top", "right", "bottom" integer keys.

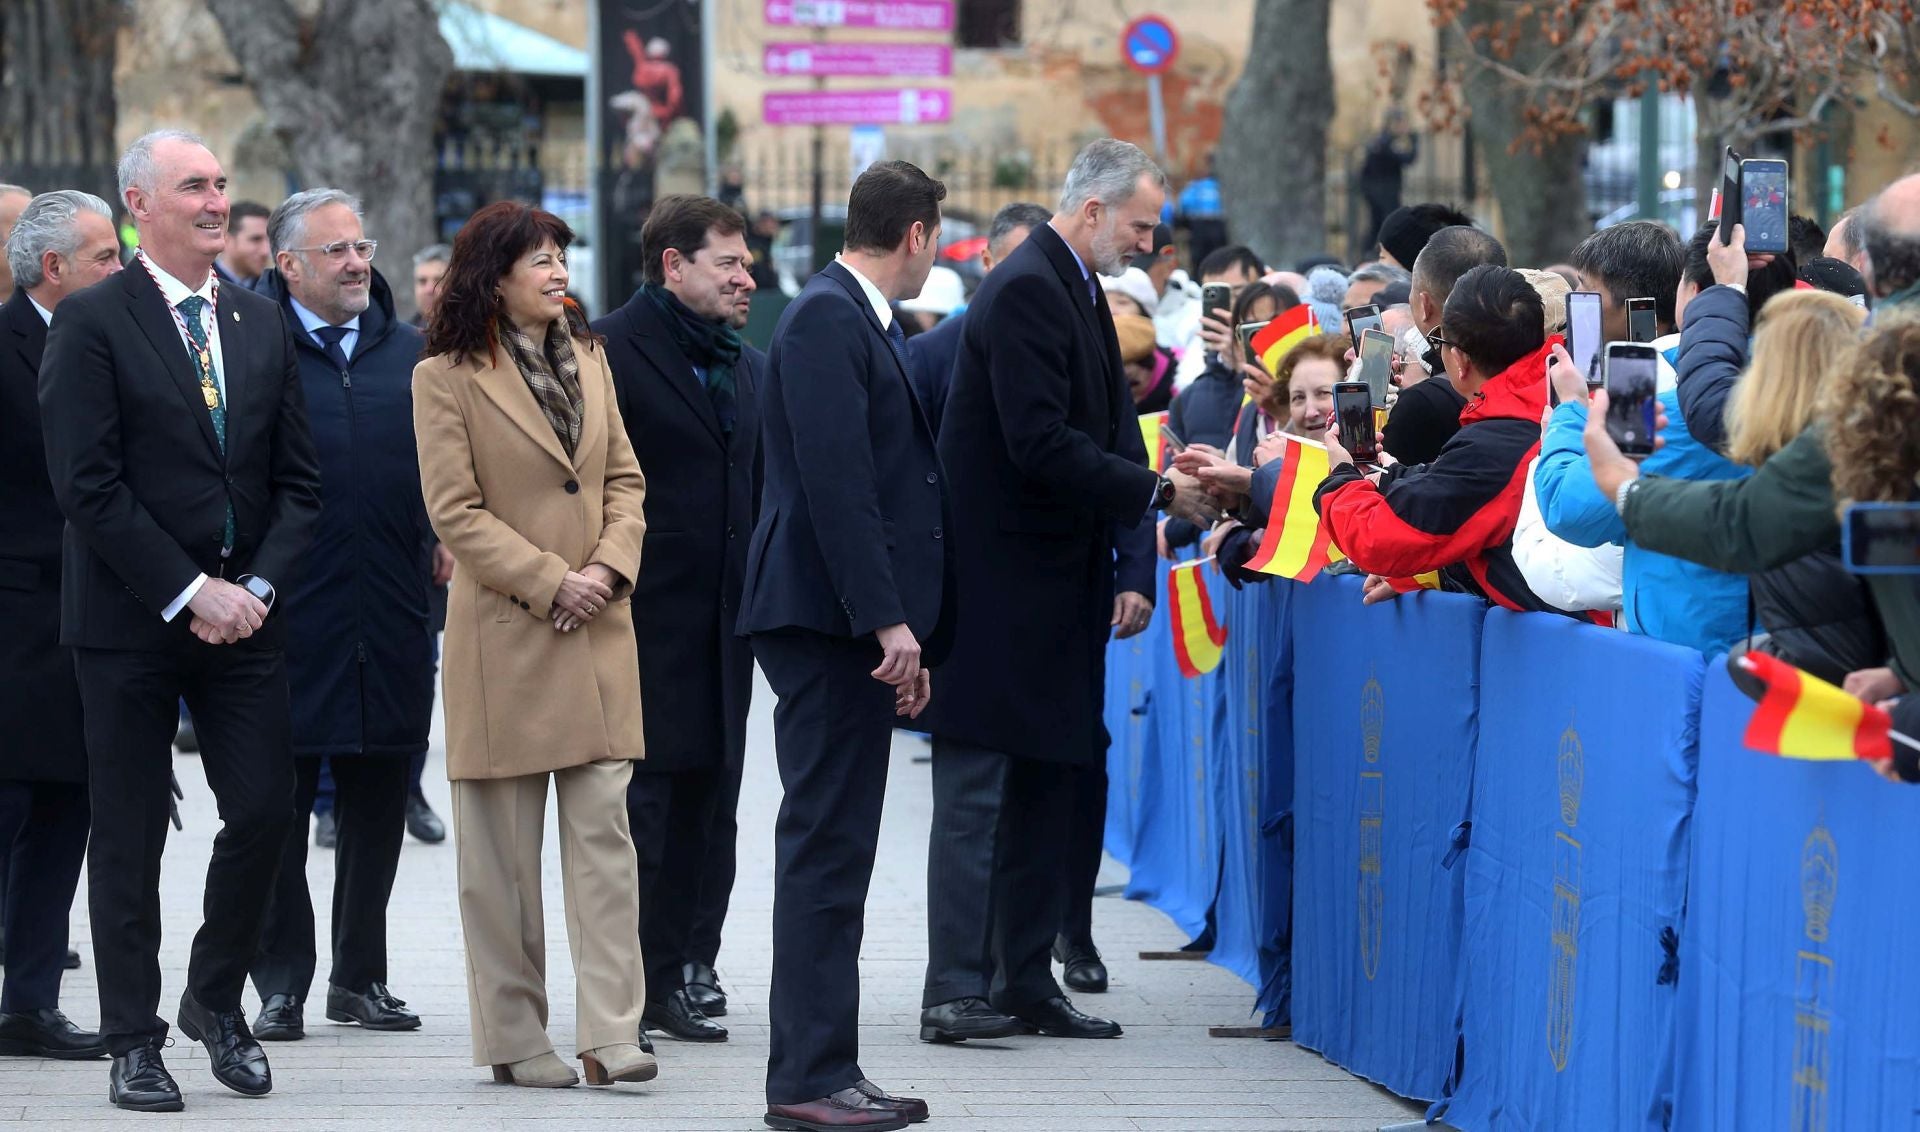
[{"left": 1750, "top": 550, "right": 1888, "bottom": 685}]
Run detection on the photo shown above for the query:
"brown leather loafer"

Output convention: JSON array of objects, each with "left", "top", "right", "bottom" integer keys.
[
  {"left": 854, "top": 1078, "right": 929, "bottom": 1124},
  {"left": 765, "top": 1086, "right": 910, "bottom": 1131}
]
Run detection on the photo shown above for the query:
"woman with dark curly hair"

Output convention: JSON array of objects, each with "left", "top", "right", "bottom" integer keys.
[{"left": 413, "top": 201, "right": 656, "bottom": 1087}]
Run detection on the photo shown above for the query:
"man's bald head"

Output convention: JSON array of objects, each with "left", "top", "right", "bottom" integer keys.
[
  {"left": 1860, "top": 174, "right": 1920, "bottom": 300},
  {"left": 0, "top": 185, "right": 32, "bottom": 294}
]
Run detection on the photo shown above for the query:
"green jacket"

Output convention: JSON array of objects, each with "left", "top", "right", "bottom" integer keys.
[{"left": 1623, "top": 427, "right": 1920, "bottom": 685}]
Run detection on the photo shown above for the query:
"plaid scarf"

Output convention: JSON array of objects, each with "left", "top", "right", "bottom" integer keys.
[{"left": 499, "top": 316, "right": 584, "bottom": 457}]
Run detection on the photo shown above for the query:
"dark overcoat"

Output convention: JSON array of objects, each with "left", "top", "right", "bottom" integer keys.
[
  {"left": 0, "top": 290, "right": 85, "bottom": 782},
  {"left": 917, "top": 224, "right": 1158, "bottom": 766},
  {"left": 593, "top": 291, "right": 763, "bottom": 773},
  {"left": 260, "top": 268, "right": 435, "bottom": 759}
]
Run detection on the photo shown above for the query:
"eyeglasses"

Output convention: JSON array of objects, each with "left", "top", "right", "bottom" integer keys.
[
  {"left": 1426, "top": 331, "right": 1459, "bottom": 354},
  {"left": 291, "top": 240, "right": 378, "bottom": 263}
]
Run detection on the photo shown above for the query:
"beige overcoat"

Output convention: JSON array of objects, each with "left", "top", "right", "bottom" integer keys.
[{"left": 413, "top": 335, "right": 648, "bottom": 780}]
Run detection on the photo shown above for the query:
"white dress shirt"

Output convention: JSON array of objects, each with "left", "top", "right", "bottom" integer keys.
[
  {"left": 27, "top": 294, "right": 53, "bottom": 326},
  {"left": 289, "top": 295, "right": 360, "bottom": 360},
  {"left": 835, "top": 256, "right": 893, "bottom": 329},
  {"left": 141, "top": 253, "right": 268, "bottom": 624}
]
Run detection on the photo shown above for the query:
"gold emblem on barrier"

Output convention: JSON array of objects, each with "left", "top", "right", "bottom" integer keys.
[
  {"left": 1792, "top": 820, "right": 1838, "bottom": 1132},
  {"left": 1358, "top": 668, "right": 1385, "bottom": 981},
  {"left": 1547, "top": 718, "right": 1584, "bottom": 1073}
]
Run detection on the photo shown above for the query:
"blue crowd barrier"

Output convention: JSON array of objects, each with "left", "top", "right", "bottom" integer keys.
[{"left": 1101, "top": 570, "right": 1920, "bottom": 1131}]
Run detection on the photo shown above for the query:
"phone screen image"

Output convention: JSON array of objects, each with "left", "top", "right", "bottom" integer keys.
[
  {"left": 1844, "top": 504, "right": 1920, "bottom": 573},
  {"left": 1742, "top": 160, "right": 1790, "bottom": 254},
  {"left": 1604, "top": 345, "right": 1659, "bottom": 458},
  {"left": 1334, "top": 382, "right": 1377, "bottom": 463},
  {"left": 1567, "top": 291, "right": 1604, "bottom": 386},
  {"left": 1359, "top": 329, "right": 1395, "bottom": 404},
  {"left": 1345, "top": 305, "right": 1382, "bottom": 349},
  {"left": 1627, "top": 298, "right": 1658, "bottom": 344}
]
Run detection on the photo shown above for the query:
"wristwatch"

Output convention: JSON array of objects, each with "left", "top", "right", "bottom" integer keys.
[
  {"left": 1612, "top": 477, "right": 1641, "bottom": 516},
  {"left": 1154, "top": 474, "right": 1177, "bottom": 511}
]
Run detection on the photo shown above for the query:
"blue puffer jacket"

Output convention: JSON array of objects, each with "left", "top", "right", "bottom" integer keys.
[{"left": 1534, "top": 348, "right": 1752, "bottom": 655}]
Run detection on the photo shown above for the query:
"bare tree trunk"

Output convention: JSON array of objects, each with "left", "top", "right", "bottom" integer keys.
[
  {"left": 1217, "top": 0, "right": 1332, "bottom": 268},
  {"left": 203, "top": 0, "right": 454, "bottom": 316},
  {"left": 1450, "top": 9, "right": 1587, "bottom": 266},
  {"left": 0, "top": 0, "right": 125, "bottom": 205}
]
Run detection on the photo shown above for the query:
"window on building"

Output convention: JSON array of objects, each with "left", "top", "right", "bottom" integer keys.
[{"left": 957, "top": 0, "right": 1020, "bottom": 48}]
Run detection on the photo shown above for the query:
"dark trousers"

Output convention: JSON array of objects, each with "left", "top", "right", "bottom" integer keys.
[
  {"left": 627, "top": 763, "right": 727, "bottom": 1000},
  {"left": 75, "top": 645, "right": 294, "bottom": 1055},
  {"left": 755, "top": 629, "right": 894, "bottom": 1106},
  {"left": 1060, "top": 763, "right": 1108, "bottom": 946},
  {"left": 922, "top": 738, "right": 1075, "bottom": 1011},
  {"left": 686, "top": 750, "right": 743, "bottom": 971},
  {"left": 0, "top": 779, "right": 90, "bottom": 1012},
  {"left": 252, "top": 754, "right": 408, "bottom": 1000}
]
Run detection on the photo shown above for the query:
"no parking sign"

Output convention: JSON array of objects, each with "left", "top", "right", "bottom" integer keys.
[{"left": 1122, "top": 15, "right": 1179, "bottom": 75}]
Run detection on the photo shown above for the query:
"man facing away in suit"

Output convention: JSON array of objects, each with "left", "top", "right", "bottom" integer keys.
[
  {"left": 592, "top": 194, "right": 764, "bottom": 1047},
  {"left": 739, "top": 160, "right": 951, "bottom": 1132},
  {"left": 0, "top": 190, "right": 124, "bottom": 1063},
  {"left": 915, "top": 139, "right": 1212, "bottom": 1046},
  {"left": 38, "top": 129, "right": 322, "bottom": 1112}
]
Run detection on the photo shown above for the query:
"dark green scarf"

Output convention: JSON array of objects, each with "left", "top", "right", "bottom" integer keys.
[{"left": 644, "top": 284, "right": 742, "bottom": 433}]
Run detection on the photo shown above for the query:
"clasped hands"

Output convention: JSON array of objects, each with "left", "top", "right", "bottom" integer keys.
[
  {"left": 552, "top": 564, "right": 623, "bottom": 633},
  {"left": 187, "top": 578, "right": 268, "bottom": 645}
]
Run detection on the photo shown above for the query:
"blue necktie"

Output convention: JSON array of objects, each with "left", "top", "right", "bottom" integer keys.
[
  {"left": 314, "top": 325, "right": 351, "bottom": 373},
  {"left": 884, "top": 319, "right": 908, "bottom": 372},
  {"left": 177, "top": 296, "right": 234, "bottom": 553}
]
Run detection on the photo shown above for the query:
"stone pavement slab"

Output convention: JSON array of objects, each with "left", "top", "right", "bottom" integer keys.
[{"left": 1, "top": 671, "right": 1424, "bottom": 1130}]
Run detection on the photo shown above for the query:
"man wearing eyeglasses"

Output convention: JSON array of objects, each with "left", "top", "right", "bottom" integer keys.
[{"left": 244, "top": 188, "right": 435, "bottom": 1045}]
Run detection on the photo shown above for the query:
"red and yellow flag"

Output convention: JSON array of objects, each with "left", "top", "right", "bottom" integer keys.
[
  {"left": 1139, "top": 411, "right": 1169, "bottom": 473},
  {"left": 1167, "top": 560, "right": 1227, "bottom": 678},
  {"left": 1387, "top": 572, "right": 1443, "bottom": 594},
  {"left": 1737, "top": 652, "right": 1893, "bottom": 762},
  {"left": 1251, "top": 306, "right": 1322, "bottom": 373},
  {"left": 1243, "top": 433, "right": 1347, "bottom": 582}
]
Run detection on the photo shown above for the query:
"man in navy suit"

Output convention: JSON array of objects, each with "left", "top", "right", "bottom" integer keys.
[
  {"left": 903, "top": 201, "right": 1049, "bottom": 435},
  {"left": 740, "top": 160, "right": 951, "bottom": 1132}
]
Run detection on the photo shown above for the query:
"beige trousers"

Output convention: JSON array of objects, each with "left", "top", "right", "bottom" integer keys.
[{"left": 451, "top": 758, "right": 645, "bottom": 1066}]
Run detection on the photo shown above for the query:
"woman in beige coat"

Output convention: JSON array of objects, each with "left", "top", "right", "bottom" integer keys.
[{"left": 413, "top": 201, "right": 654, "bottom": 1089}]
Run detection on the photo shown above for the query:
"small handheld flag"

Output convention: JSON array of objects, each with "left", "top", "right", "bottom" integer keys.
[
  {"left": 1167, "top": 559, "right": 1227, "bottom": 677},
  {"left": 1730, "top": 652, "right": 1909, "bottom": 762},
  {"left": 1243, "top": 433, "right": 1347, "bottom": 582},
  {"left": 1140, "top": 411, "right": 1169, "bottom": 473},
  {"left": 1250, "top": 306, "right": 1322, "bottom": 374}
]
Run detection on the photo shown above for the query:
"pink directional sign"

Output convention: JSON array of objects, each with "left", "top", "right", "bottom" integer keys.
[
  {"left": 763, "top": 0, "right": 953, "bottom": 31},
  {"left": 763, "top": 89, "right": 953, "bottom": 126},
  {"left": 764, "top": 42, "right": 952, "bottom": 78}
]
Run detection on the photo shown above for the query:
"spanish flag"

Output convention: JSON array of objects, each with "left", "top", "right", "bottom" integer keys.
[
  {"left": 1250, "top": 305, "right": 1322, "bottom": 373},
  {"left": 1167, "top": 560, "right": 1227, "bottom": 677},
  {"left": 1139, "top": 411, "right": 1169, "bottom": 473},
  {"left": 1733, "top": 652, "right": 1894, "bottom": 762},
  {"left": 1387, "top": 573, "right": 1443, "bottom": 594},
  {"left": 1243, "top": 434, "right": 1347, "bottom": 582}
]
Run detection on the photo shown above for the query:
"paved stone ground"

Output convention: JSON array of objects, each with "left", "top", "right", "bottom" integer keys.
[{"left": 1, "top": 671, "right": 1423, "bottom": 1130}]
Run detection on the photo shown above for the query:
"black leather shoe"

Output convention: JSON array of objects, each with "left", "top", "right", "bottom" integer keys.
[
  {"left": 918, "top": 996, "right": 1025, "bottom": 1044},
  {"left": 0, "top": 1008, "right": 107, "bottom": 1059},
  {"left": 854, "top": 1078, "right": 929, "bottom": 1123},
  {"left": 1054, "top": 935, "right": 1109, "bottom": 993},
  {"left": 1008, "top": 995, "right": 1123, "bottom": 1039},
  {"left": 405, "top": 791, "right": 446, "bottom": 844},
  {"left": 313, "top": 810, "right": 338, "bottom": 850},
  {"left": 252, "top": 994, "right": 304, "bottom": 1041},
  {"left": 177, "top": 992, "right": 272, "bottom": 1096},
  {"left": 326, "top": 983, "right": 421, "bottom": 1031},
  {"left": 643, "top": 988, "right": 727, "bottom": 1042},
  {"left": 683, "top": 962, "right": 727, "bottom": 1016},
  {"left": 109, "top": 1043, "right": 183, "bottom": 1112},
  {"left": 65, "top": 948, "right": 82, "bottom": 970},
  {"left": 633, "top": 1026, "right": 654, "bottom": 1054}
]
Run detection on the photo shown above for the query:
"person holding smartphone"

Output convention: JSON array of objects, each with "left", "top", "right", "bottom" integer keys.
[
  {"left": 1668, "top": 220, "right": 1801, "bottom": 455},
  {"left": 1314, "top": 265, "right": 1565, "bottom": 612}
]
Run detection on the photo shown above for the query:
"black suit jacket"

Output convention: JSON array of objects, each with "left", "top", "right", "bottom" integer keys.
[
  {"left": 595, "top": 290, "right": 765, "bottom": 773},
  {"left": 0, "top": 291, "right": 85, "bottom": 780},
  {"left": 904, "top": 308, "right": 964, "bottom": 437},
  {"left": 917, "top": 223, "right": 1158, "bottom": 765},
  {"left": 38, "top": 262, "right": 322, "bottom": 652},
  {"left": 738, "top": 261, "right": 951, "bottom": 658}
]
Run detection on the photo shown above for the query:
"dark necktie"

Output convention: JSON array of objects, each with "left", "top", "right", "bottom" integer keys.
[
  {"left": 314, "top": 325, "right": 351, "bottom": 373},
  {"left": 884, "top": 318, "right": 908, "bottom": 372},
  {"left": 177, "top": 296, "right": 234, "bottom": 553}
]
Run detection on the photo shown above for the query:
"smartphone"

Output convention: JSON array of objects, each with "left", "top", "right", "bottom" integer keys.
[
  {"left": 1567, "top": 290, "right": 1604, "bottom": 388},
  {"left": 1202, "top": 283, "right": 1234, "bottom": 321},
  {"left": 1603, "top": 342, "right": 1660, "bottom": 459},
  {"left": 1626, "top": 297, "right": 1658, "bottom": 343},
  {"left": 1160, "top": 423, "right": 1189, "bottom": 455},
  {"left": 1334, "top": 381, "right": 1378, "bottom": 464},
  {"left": 1715, "top": 145, "right": 1743, "bottom": 243},
  {"left": 1344, "top": 304, "right": 1383, "bottom": 350},
  {"left": 1358, "top": 328, "right": 1395, "bottom": 405},
  {"left": 1237, "top": 319, "right": 1270, "bottom": 370},
  {"left": 1842, "top": 503, "right": 1920, "bottom": 574},
  {"left": 1741, "top": 157, "right": 1790, "bottom": 255}
]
